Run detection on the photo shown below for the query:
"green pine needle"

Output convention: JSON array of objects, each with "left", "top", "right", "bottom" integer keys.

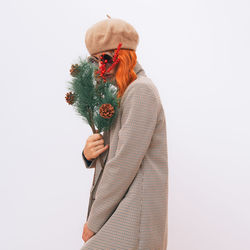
[{"left": 66, "top": 56, "right": 121, "bottom": 133}]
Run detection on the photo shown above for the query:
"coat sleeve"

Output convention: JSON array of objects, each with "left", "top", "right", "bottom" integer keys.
[
  {"left": 82, "top": 150, "right": 97, "bottom": 169},
  {"left": 86, "top": 82, "right": 159, "bottom": 233}
]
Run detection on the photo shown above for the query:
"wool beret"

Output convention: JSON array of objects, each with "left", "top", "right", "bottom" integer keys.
[{"left": 85, "top": 17, "right": 139, "bottom": 56}]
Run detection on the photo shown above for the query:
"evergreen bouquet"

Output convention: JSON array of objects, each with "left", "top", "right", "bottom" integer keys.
[{"left": 65, "top": 43, "right": 122, "bottom": 167}]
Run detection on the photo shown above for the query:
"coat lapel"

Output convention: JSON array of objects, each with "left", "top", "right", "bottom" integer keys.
[
  {"left": 101, "top": 128, "right": 110, "bottom": 167},
  {"left": 90, "top": 128, "right": 110, "bottom": 193}
]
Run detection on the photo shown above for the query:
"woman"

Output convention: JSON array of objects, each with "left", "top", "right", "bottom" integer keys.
[{"left": 81, "top": 16, "right": 168, "bottom": 250}]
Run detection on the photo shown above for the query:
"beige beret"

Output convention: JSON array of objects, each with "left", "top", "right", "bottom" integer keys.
[{"left": 85, "top": 17, "right": 139, "bottom": 56}]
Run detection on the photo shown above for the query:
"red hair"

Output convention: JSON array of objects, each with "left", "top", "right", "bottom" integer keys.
[{"left": 114, "top": 49, "right": 137, "bottom": 98}]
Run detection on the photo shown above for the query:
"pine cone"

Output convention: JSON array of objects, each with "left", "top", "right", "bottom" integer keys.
[
  {"left": 99, "top": 103, "right": 115, "bottom": 119},
  {"left": 70, "top": 64, "right": 80, "bottom": 76},
  {"left": 65, "top": 92, "right": 75, "bottom": 105}
]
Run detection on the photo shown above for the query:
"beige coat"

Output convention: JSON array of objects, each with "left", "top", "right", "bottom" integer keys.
[{"left": 80, "top": 61, "right": 168, "bottom": 250}]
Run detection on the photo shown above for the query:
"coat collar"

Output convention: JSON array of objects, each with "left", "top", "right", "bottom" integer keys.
[{"left": 134, "top": 61, "right": 147, "bottom": 77}]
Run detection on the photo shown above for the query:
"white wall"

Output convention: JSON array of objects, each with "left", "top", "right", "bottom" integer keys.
[{"left": 1, "top": 0, "right": 249, "bottom": 249}]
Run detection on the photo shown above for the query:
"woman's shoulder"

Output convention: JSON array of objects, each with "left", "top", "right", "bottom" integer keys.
[{"left": 120, "top": 75, "right": 161, "bottom": 106}]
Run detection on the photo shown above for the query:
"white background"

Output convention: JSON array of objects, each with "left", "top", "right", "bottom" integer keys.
[{"left": 1, "top": 0, "right": 249, "bottom": 249}]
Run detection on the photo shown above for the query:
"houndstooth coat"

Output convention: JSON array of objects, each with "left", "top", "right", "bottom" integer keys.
[{"left": 80, "top": 61, "right": 168, "bottom": 250}]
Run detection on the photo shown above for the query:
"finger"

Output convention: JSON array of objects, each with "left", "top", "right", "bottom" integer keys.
[
  {"left": 92, "top": 138, "right": 105, "bottom": 147},
  {"left": 95, "top": 144, "right": 109, "bottom": 155},
  {"left": 87, "top": 139, "right": 103, "bottom": 152},
  {"left": 86, "top": 233, "right": 93, "bottom": 242},
  {"left": 90, "top": 133, "right": 103, "bottom": 141},
  {"left": 82, "top": 233, "right": 86, "bottom": 242},
  {"left": 85, "top": 234, "right": 90, "bottom": 242},
  {"left": 94, "top": 143, "right": 107, "bottom": 150}
]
